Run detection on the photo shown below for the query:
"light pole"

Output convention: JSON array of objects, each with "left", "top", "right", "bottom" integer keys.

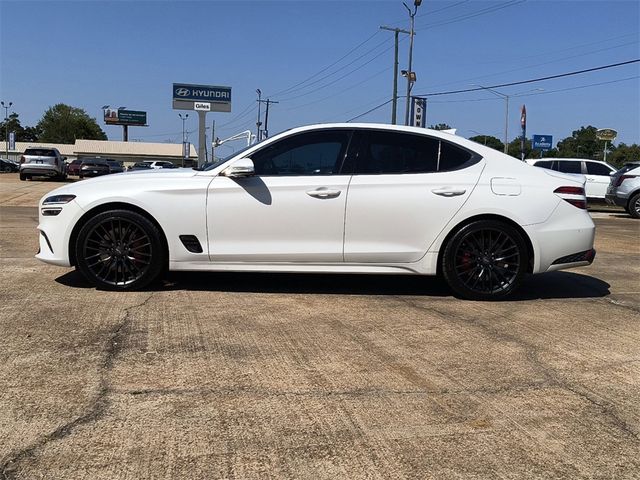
[
  {"left": 256, "top": 89, "right": 262, "bottom": 142},
  {"left": 179, "top": 113, "right": 189, "bottom": 166},
  {"left": 1, "top": 101, "right": 13, "bottom": 159},
  {"left": 403, "top": 0, "right": 422, "bottom": 126}
]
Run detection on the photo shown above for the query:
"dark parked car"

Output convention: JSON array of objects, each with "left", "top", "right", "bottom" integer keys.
[
  {"left": 106, "top": 160, "right": 124, "bottom": 174},
  {"left": 79, "top": 159, "right": 110, "bottom": 179},
  {"left": 1, "top": 158, "right": 19, "bottom": 172},
  {"left": 128, "top": 162, "right": 153, "bottom": 171},
  {"left": 67, "top": 159, "right": 83, "bottom": 176}
]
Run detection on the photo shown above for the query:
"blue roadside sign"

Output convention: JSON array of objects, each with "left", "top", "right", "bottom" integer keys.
[{"left": 532, "top": 134, "right": 553, "bottom": 150}]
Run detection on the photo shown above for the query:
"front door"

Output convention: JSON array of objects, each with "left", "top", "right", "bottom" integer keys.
[{"left": 206, "top": 130, "right": 353, "bottom": 263}]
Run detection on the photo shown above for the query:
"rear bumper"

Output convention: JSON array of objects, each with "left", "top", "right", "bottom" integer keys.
[
  {"left": 605, "top": 193, "right": 627, "bottom": 207},
  {"left": 20, "top": 167, "right": 61, "bottom": 177}
]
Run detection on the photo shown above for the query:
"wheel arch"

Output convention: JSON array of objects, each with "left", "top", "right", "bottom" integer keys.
[
  {"left": 435, "top": 213, "right": 535, "bottom": 275},
  {"left": 68, "top": 202, "right": 169, "bottom": 267}
]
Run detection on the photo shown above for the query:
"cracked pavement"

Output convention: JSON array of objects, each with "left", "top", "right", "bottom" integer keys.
[{"left": 0, "top": 175, "right": 639, "bottom": 479}]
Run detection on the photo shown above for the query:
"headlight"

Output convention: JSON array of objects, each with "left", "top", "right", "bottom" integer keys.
[{"left": 43, "top": 194, "right": 76, "bottom": 205}]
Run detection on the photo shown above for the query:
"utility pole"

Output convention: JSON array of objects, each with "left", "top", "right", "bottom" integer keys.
[
  {"left": 403, "top": 0, "right": 422, "bottom": 126},
  {"left": 211, "top": 119, "right": 215, "bottom": 161},
  {"left": 258, "top": 98, "right": 279, "bottom": 139},
  {"left": 179, "top": 113, "right": 189, "bottom": 167},
  {"left": 256, "top": 89, "right": 262, "bottom": 142},
  {"left": 1, "top": 101, "right": 13, "bottom": 159},
  {"left": 380, "top": 26, "right": 410, "bottom": 125}
]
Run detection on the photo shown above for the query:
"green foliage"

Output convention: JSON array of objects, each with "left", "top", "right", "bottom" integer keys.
[
  {"left": 36, "top": 104, "right": 106, "bottom": 144},
  {"left": 429, "top": 123, "right": 452, "bottom": 131},
  {"left": 555, "top": 125, "right": 608, "bottom": 160},
  {"left": 0, "top": 113, "right": 40, "bottom": 142},
  {"left": 507, "top": 137, "right": 532, "bottom": 159},
  {"left": 469, "top": 135, "right": 504, "bottom": 152},
  {"left": 607, "top": 143, "right": 640, "bottom": 168}
]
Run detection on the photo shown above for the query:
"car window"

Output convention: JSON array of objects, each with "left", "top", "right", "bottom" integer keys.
[
  {"left": 354, "top": 131, "right": 475, "bottom": 175},
  {"left": 250, "top": 130, "right": 350, "bottom": 176},
  {"left": 533, "top": 160, "right": 553, "bottom": 170},
  {"left": 585, "top": 162, "right": 613, "bottom": 176},
  {"left": 24, "top": 149, "right": 56, "bottom": 156},
  {"left": 557, "top": 161, "right": 582, "bottom": 174}
]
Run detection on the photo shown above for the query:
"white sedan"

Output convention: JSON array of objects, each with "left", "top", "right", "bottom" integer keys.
[{"left": 36, "top": 123, "right": 596, "bottom": 300}]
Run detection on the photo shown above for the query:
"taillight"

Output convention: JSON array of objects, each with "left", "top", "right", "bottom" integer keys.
[
  {"left": 20, "top": 155, "right": 25, "bottom": 164},
  {"left": 615, "top": 175, "right": 637, "bottom": 187},
  {"left": 554, "top": 186, "right": 587, "bottom": 209}
]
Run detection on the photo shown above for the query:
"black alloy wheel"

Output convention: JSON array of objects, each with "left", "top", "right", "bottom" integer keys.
[
  {"left": 442, "top": 220, "right": 528, "bottom": 300},
  {"left": 629, "top": 192, "right": 640, "bottom": 219},
  {"left": 75, "top": 210, "right": 165, "bottom": 290}
]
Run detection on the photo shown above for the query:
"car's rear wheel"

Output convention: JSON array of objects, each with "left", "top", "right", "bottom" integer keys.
[
  {"left": 628, "top": 193, "right": 640, "bottom": 219},
  {"left": 75, "top": 210, "right": 166, "bottom": 290},
  {"left": 19, "top": 172, "right": 29, "bottom": 181},
  {"left": 442, "top": 220, "right": 528, "bottom": 301}
]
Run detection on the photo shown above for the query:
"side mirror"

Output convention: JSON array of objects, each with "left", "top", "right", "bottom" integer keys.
[{"left": 222, "top": 158, "right": 255, "bottom": 178}]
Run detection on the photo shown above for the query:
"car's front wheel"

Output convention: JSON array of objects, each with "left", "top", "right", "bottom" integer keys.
[
  {"left": 628, "top": 192, "right": 640, "bottom": 219},
  {"left": 442, "top": 220, "right": 529, "bottom": 301},
  {"left": 75, "top": 210, "right": 166, "bottom": 290}
]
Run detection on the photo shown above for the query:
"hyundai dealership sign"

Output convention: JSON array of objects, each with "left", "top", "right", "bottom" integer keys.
[{"left": 172, "top": 83, "right": 231, "bottom": 112}]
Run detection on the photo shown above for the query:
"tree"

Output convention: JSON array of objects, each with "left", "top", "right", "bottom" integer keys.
[
  {"left": 607, "top": 143, "right": 640, "bottom": 168},
  {"left": 36, "top": 104, "right": 106, "bottom": 144},
  {"left": 469, "top": 135, "right": 504, "bottom": 152},
  {"left": 429, "top": 123, "right": 452, "bottom": 130},
  {"left": 507, "top": 137, "right": 533, "bottom": 159},
  {"left": 0, "top": 112, "right": 40, "bottom": 142},
  {"left": 555, "top": 125, "right": 608, "bottom": 160}
]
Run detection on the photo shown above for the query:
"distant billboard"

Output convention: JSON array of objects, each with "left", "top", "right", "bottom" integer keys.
[
  {"left": 104, "top": 109, "right": 147, "bottom": 126},
  {"left": 172, "top": 83, "right": 232, "bottom": 112}
]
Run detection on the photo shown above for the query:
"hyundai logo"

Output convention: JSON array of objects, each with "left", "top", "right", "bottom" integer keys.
[{"left": 175, "top": 88, "right": 190, "bottom": 97}]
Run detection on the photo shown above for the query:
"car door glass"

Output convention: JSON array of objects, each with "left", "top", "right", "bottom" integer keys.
[
  {"left": 250, "top": 131, "right": 350, "bottom": 176},
  {"left": 558, "top": 161, "right": 582, "bottom": 174},
  {"left": 533, "top": 161, "right": 553, "bottom": 170},
  {"left": 354, "top": 131, "right": 475, "bottom": 174},
  {"left": 585, "top": 162, "right": 612, "bottom": 176}
]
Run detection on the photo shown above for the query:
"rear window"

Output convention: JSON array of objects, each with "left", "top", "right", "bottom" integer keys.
[
  {"left": 616, "top": 163, "right": 640, "bottom": 175},
  {"left": 585, "top": 162, "right": 613, "bottom": 176},
  {"left": 24, "top": 149, "right": 56, "bottom": 156}
]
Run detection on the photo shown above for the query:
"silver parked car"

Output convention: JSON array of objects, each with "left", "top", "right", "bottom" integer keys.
[
  {"left": 19, "top": 148, "right": 67, "bottom": 181},
  {"left": 606, "top": 162, "right": 640, "bottom": 218}
]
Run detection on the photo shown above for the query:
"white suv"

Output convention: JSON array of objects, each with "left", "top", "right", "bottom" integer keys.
[
  {"left": 19, "top": 148, "right": 68, "bottom": 181},
  {"left": 606, "top": 162, "right": 640, "bottom": 218},
  {"left": 526, "top": 158, "right": 616, "bottom": 200}
]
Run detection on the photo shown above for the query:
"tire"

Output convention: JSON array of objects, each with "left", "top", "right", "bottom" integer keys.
[
  {"left": 75, "top": 209, "right": 166, "bottom": 290},
  {"left": 441, "top": 220, "right": 529, "bottom": 301},
  {"left": 628, "top": 193, "right": 640, "bottom": 219},
  {"left": 19, "top": 172, "right": 28, "bottom": 181}
]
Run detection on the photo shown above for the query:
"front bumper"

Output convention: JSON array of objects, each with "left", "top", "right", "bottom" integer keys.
[{"left": 35, "top": 200, "right": 85, "bottom": 267}]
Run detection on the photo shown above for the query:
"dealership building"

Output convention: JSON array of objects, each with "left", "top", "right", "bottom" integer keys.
[{"left": 7, "top": 139, "right": 197, "bottom": 167}]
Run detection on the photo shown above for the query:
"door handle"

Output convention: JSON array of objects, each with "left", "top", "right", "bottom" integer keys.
[
  {"left": 431, "top": 188, "right": 466, "bottom": 197},
  {"left": 306, "top": 188, "right": 341, "bottom": 199}
]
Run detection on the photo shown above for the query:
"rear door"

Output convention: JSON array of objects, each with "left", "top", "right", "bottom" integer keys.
[{"left": 343, "top": 130, "right": 483, "bottom": 263}]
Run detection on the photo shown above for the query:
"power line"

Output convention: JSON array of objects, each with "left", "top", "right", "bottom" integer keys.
[
  {"left": 268, "top": 30, "right": 381, "bottom": 98},
  {"left": 346, "top": 59, "right": 640, "bottom": 121},
  {"left": 415, "top": 59, "right": 640, "bottom": 96},
  {"left": 415, "top": 0, "right": 527, "bottom": 30}
]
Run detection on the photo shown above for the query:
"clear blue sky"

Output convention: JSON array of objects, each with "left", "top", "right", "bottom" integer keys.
[{"left": 1, "top": 0, "right": 639, "bottom": 153}]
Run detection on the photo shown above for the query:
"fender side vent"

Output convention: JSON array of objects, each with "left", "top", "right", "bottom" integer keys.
[{"left": 179, "top": 235, "right": 203, "bottom": 253}]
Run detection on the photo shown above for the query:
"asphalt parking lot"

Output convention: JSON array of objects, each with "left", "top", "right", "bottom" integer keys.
[{"left": 0, "top": 173, "right": 638, "bottom": 479}]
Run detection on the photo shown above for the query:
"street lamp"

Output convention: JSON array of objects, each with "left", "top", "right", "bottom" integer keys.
[
  {"left": 403, "top": 0, "right": 421, "bottom": 126},
  {"left": 179, "top": 113, "right": 189, "bottom": 166},
  {"left": 1, "top": 100, "right": 13, "bottom": 159}
]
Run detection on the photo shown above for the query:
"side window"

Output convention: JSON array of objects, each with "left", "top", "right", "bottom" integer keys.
[
  {"left": 533, "top": 161, "right": 553, "bottom": 170},
  {"left": 250, "top": 131, "right": 350, "bottom": 176},
  {"left": 557, "top": 161, "right": 582, "bottom": 174},
  {"left": 354, "top": 131, "right": 475, "bottom": 175},
  {"left": 586, "top": 162, "right": 613, "bottom": 176}
]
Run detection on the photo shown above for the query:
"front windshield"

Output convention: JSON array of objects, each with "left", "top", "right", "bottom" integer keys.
[{"left": 203, "top": 144, "right": 255, "bottom": 171}]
